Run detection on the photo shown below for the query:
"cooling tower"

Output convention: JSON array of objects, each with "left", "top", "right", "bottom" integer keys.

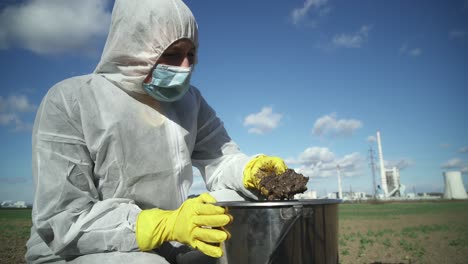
[{"left": 443, "top": 171, "right": 468, "bottom": 199}]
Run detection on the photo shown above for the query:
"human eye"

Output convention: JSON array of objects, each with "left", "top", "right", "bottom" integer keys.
[
  {"left": 161, "top": 51, "right": 178, "bottom": 58},
  {"left": 158, "top": 46, "right": 195, "bottom": 66}
]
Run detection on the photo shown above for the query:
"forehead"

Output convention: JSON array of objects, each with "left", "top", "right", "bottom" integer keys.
[{"left": 166, "top": 39, "right": 195, "bottom": 51}]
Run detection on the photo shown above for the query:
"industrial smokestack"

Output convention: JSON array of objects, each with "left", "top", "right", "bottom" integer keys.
[
  {"left": 376, "top": 130, "right": 388, "bottom": 196},
  {"left": 337, "top": 165, "right": 343, "bottom": 199}
]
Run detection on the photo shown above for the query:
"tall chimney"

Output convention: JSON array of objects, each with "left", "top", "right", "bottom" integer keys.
[
  {"left": 376, "top": 130, "right": 388, "bottom": 196},
  {"left": 337, "top": 165, "right": 343, "bottom": 199}
]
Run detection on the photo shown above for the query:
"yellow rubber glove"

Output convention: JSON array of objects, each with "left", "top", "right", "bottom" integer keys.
[
  {"left": 243, "top": 154, "right": 288, "bottom": 196},
  {"left": 136, "top": 193, "right": 231, "bottom": 258}
]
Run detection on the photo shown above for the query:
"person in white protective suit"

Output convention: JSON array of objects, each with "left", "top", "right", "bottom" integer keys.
[{"left": 25, "top": 0, "right": 288, "bottom": 263}]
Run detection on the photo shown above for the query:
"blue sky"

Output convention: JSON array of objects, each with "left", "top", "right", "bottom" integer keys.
[{"left": 0, "top": 0, "right": 467, "bottom": 202}]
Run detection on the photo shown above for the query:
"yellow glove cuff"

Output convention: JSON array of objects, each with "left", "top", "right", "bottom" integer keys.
[{"left": 136, "top": 208, "right": 173, "bottom": 251}]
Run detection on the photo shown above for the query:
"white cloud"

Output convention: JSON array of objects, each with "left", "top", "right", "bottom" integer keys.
[
  {"left": 0, "top": 113, "right": 16, "bottom": 125},
  {"left": 312, "top": 113, "right": 362, "bottom": 137},
  {"left": 459, "top": 146, "right": 468, "bottom": 153},
  {"left": 441, "top": 158, "right": 464, "bottom": 169},
  {"left": 367, "top": 135, "right": 376, "bottom": 143},
  {"left": 289, "top": 147, "right": 364, "bottom": 179},
  {"left": 243, "top": 107, "right": 282, "bottom": 134},
  {"left": 0, "top": 95, "right": 36, "bottom": 113},
  {"left": 0, "top": 114, "right": 33, "bottom": 131},
  {"left": 399, "top": 44, "right": 422, "bottom": 57},
  {"left": 6, "top": 95, "right": 37, "bottom": 112},
  {"left": 449, "top": 30, "right": 467, "bottom": 39},
  {"left": 298, "top": 147, "right": 335, "bottom": 166},
  {"left": 0, "top": 0, "right": 111, "bottom": 55},
  {"left": 291, "top": 0, "right": 330, "bottom": 26},
  {"left": 336, "top": 152, "right": 364, "bottom": 177},
  {"left": 0, "top": 95, "right": 36, "bottom": 131},
  {"left": 332, "top": 25, "right": 372, "bottom": 48},
  {"left": 462, "top": 166, "right": 468, "bottom": 174},
  {"left": 385, "top": 158, "right": 414, "bottom": 170}
]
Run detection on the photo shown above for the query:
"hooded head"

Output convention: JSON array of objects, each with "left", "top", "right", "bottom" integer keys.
[{"left": 94, "top": 0, "right": 198, "bottom": 94}]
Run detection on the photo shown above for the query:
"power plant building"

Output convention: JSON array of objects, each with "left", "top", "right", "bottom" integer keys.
[
  {"left": 386, "top": 167, "right": 402, "bottom": 197},
  {"left": 376, "top": 130, "right": 405, "bottom": 198}
]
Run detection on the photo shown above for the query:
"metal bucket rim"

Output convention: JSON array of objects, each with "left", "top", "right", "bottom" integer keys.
[{"left": 214, "top": 198, "right": 341, "bottom": 207}]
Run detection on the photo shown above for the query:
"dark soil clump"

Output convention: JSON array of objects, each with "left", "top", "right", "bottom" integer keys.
[{"left": 258, "top": 169, "right": 309, "bottom": 200}]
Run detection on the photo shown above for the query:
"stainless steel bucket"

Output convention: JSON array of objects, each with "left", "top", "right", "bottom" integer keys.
[{"left": 215, "top": 199, "right": 340, "bottom": 264}]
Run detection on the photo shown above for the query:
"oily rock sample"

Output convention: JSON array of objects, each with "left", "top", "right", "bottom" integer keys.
[{"left": 258, "top": 168, "right": 309, "bottom": 200}]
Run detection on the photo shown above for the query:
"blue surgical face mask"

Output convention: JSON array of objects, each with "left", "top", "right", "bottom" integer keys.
[{"left": 143, "top": 64, "right": 192, "bottom": 102}]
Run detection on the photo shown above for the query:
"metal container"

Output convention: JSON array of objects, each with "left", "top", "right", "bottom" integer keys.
[{"left": 215, "top": 199, "right": 340, "bottom": 264}]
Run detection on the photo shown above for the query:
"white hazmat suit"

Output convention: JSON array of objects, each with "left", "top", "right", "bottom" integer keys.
[{"left": 26, "top": 0, "right": 255, "bottom": 263}]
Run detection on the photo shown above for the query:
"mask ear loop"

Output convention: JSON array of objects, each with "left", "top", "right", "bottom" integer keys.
[{"left": 143, "top": 63, "right": 157, "bottom": 85}]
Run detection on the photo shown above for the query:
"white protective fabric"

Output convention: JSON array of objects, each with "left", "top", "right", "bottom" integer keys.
[{"left": 26, "top": 0, "right": 255, "bottom": 263}]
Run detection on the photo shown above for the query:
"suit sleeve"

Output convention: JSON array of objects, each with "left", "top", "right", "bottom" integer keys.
[{"left": 31, "top": 85, "right": 141, "bottom": 259}]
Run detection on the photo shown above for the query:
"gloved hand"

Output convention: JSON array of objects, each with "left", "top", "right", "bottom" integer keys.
[
  {"left": 243, "top": 154, "right": 288, "bottom": 196},
  {"left": 136, "top": 193, "right": 231, "bottom": 258}
]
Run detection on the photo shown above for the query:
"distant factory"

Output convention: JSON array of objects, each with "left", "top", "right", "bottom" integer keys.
[
  {"left": 373, "top": 130, "right": 466, "bottom": 201},
  {"left": 375, "top": 130, "right": 405, "bottom": 198},
  {"left": 0, "top": 200, "right": 29, "bottom": 208},
  {"left": 299, "top": 130, "right": 467, "bottom": 202}
]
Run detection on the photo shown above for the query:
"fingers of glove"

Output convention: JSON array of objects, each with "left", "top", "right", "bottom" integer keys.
[
  {"left": 264, "top": 156, "right": 287, "bottom": 173},
  {"left": 245, "top": 155, "right": 265, "bottom": 174},
  {"left": 220, "top": 226, "right": 231, "bottom": 240},
  {"left": 243, "top": 155, "right": 266, "bottom": 188},
  {"left": 193, "top": 226, "right": 229, "bottom": 243},
  {"left": 197, "top": 193, "right": 217, "bottom": 204},
  {"left": 193, "top": 240, "right": 224, "bottom": 258},
  {"left": 273, "top": 156, "right": 287, "bottom": 170},
  {"left": 252, "top": 155, "right": 267, "bottom": 170},
  {"left": 192, "top": 213, "right": 232, "bottom": 227},
  {"left": 193, "top": 203, "right": 226, "bottom": 215}
]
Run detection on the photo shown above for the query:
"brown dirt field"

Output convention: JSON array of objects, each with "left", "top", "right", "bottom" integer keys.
[
  {"left": 338, "top": 201, "right": 468, "bottom": 264},
  {"left": 0, "top": 218, "right": 30, "bottom": 264}
]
